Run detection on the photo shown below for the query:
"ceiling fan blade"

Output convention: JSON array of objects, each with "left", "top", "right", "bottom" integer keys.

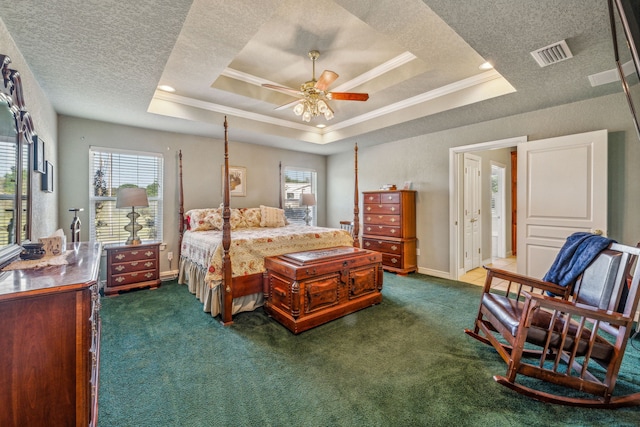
[
  {"left": 262, "top": 83, "right": 303, "bottom": 98},
  {"left": 315, "top": 70, "right": 339, "bottom": 91},
  {"left": 274, "top": 99, "right": 301, "bottom": 111},
  {"left": 328, "top": 92, "right": 369, "bottom": 101}
]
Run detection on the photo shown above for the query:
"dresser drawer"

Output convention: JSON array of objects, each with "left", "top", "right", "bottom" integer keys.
[
  {"left": 363, "top": 213, "right": 401, "bottom": 226},
  {"left": 363, "top": 193, "right": 381, "bottom": 204},
  {"left": 110, "top": 247, "right": 157, "bottom": 262},
  {"left": 110, "top": 258, "right": 157, "bottom": 275},
  {"left": 362, "top": 238, "right": 402, "bottom": 254},
  {"left": 382, "top": 252, "right": 403, "bottom": 269},
  {"left": 378, "top": 192, "right": 400, "bottom": 204},
  {"left": 364, "top": 203, "right": 400, "bottom": 215},
  {"left": 363, "top": 224, "right": 401, "bottom": 237},
  {"left": 111, "top": 270, "right": 158, "bottom": 287}
]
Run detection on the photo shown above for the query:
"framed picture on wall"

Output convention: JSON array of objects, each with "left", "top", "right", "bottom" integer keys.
[
  {"left": 222, "top": 165, "right": 246, "bottom": 197},
  {"left": 42, "top": 161, "right": 53, "bottom": 192},
  {"left": 33, "top": 135, "right": 45, "bottom": 173}
]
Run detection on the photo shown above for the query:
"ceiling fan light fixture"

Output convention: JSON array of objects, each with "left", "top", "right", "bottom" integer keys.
[
  {"left": 324, "top": 105, "right": 334, "bottom": 120},
  {"left": 293, "top": 102, "right": 305, "bottom": 116},
  {"left": 262, "top": 50, "right": 368, "bottom": 123}
]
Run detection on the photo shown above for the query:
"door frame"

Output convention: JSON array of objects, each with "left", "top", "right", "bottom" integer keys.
[{"left": 449, "top": 136, "right": 527, "bottom": 280}]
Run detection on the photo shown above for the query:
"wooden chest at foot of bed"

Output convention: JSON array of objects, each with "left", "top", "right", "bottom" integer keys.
[{"left": 263, "top": 246, "right": 383, "bottom": 334}]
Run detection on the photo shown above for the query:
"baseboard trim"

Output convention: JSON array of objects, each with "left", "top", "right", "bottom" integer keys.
[
  {"left": 161, "top": 270, "right": 179, "bottom": 281},
  {"left": 417, "top": 266, "right": 451, "bottom": 280}
]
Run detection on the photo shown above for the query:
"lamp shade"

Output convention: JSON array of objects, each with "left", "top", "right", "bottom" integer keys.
[
  {"left": 300, "top": 193, "right": 316, "bottom": 207},
  {"left": 116, "top": 187, "right": 149, "bottom": 208}
]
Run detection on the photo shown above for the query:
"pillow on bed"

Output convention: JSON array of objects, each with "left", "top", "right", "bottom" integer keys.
[
  {"left": 230, "top": 208, "right": 247, "bottom": 229},
  {"left": 187, "top": 209, "right": 218, "bottom": 231},
  {"left": 241, "top": 207, "right": 261, "bottom": 227},
  {"left": 204, "top": 209, "right": 224, "bottom": 230},
  {"left": 260, "top": 205, "right": 286, "bottom": 227}
]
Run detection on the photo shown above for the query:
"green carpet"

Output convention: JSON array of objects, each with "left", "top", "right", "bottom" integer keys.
[{"left": 98, "top": 273, "right": 640, "bottom": 426}]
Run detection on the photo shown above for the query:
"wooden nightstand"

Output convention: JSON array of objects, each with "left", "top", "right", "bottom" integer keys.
[{"left": 104, "top": 241, "right": 161, "bottom": 296}]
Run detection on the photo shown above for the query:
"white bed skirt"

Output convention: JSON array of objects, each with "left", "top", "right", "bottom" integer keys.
[{"left": 178, "top": 257, "right": 264, "bottom": 317}]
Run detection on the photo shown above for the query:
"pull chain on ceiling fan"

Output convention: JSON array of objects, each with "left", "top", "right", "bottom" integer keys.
[{"left": 262, "top": 50, "right": 369, "bottom": 122}]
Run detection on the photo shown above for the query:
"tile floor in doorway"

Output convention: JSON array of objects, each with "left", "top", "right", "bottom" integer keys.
[{"left": 458, "top": 256, "right": 517, "bottom": 287}]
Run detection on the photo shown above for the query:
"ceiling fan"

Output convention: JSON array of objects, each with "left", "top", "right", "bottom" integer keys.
[{"left": 262, "top": 50, "right": 369, "bottom": 122}]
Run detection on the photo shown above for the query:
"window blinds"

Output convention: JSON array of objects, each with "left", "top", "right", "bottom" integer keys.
[
  {"left": 283, "top": 166, "right": 316, "bottom": 225},
  {"left": 89, "top": 147, "right": 163, "bottom": 244}
]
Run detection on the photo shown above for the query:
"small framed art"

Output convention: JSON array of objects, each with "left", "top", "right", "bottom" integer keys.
[
  {"left": 33, "top": 135, "right": 45, "bottom": 173},
  {"left": 222, "top": 165, "right": 246, "bottom": 196},
  {"left": 42, "top": 161, "right": 53, "bottom": 192}
]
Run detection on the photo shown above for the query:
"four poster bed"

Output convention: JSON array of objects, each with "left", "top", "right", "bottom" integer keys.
[{"left": 177, "top": 118, "right": 361, "bottom": 325}]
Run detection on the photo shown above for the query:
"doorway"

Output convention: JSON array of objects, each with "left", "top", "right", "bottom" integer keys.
[{"left": 449, "top": 136, "right": 526, "bottom": 281}]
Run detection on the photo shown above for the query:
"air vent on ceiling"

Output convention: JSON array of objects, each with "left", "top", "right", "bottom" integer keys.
[{"left": 530, "top": 40, "right": 573, "bottom": 67}]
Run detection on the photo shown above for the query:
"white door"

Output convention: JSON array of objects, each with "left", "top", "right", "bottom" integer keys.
[
  {"left": 463, "top": 154, "right": 482, "bottom": 271},
  {"left": 517, "top": 130, "right": 608, "bottom": 279}
]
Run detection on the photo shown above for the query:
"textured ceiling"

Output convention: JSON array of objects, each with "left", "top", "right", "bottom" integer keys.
[{"left": 0, "top": 0, "right": 620, "bottom": 155}]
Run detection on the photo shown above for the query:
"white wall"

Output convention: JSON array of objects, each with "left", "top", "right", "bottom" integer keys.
[
  {"left": 57, "top": 115, "right": 327, "bottom": 273},
  {"left": 328, "top": 92, "right": 640, "bottom": 277}
]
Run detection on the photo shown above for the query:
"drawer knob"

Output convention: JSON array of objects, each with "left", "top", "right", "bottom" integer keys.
[
  {"left": 366, "top": 206, "right": 371, "bottom": 211},
  {"left": 387, "top": 196, "right": 393, "bottom": 200},
  {"left": 391, "top": 218, "right": 396, "bottom": 223},
  {"left": 391, "top": 207, "right": 396, "bottom": 212},
  {"left": 115, "top": 254, "right": 125, "bottom": 260},
  {"left": 390, "top": 229, "right": 396, "bottom": 234},
  {"left": 145, "top": 272, "right": 153, "bottom": 278},
  {"left": 368, "top": 196, "right": 374, "bottom": 201},
  {"left": 131, "top": 261, "right": 138, "bottom": 266},
  {"left": 391, "top": 258, "right": 398, "bottom": 264},
  {"left": 145, "top": 262, "right": 153, "bottom": 267},
  {"left": 391, "top": 245, "right": 398, "bottom": 251},
  {"left": 131, "top": 251, "right": 139, "bottom": 255},
  {"left": 365, "top": 242, "right": 370, "bottom": 247},
  {"left": 145, "top": 251, "right": 154, "bottom": 257},
  {"left": 115, "top": 265, "right": 125, "bottom": 272},
  {"left": 115, "top": 276, "right": 125, "bottom": 283}
]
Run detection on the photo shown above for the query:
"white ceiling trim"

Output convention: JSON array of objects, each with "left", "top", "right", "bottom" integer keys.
[
  {"left": 323, "top": 69, "right": 508, "bottom": 133},
  {"left": 220, "top": 68, "right": 290, "bottom": 88},
  {"left": 331, "top": 52, "right": 418, "bottom": 92},
  {"left": 151, "top": 91, "right": 318, "bottom": 133}
]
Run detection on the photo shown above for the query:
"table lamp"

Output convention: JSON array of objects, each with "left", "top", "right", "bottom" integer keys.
[
  {"left": 300, "top": 193, "right": 316, "bottom": 226},
  {"left": 116, "top": 187, "right": 149, "bottom": 245}
]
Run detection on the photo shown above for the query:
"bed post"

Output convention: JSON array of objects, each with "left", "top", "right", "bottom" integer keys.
[
  {"left": 221, "top": 117, "right": 233, "bottom": 325},
  {"left": 178, "top": 150, "right": 184, "bottom": 261},
  {"left": 353, "top": 143, "right": 360, "bottom": 248},
  {"left": 279, "top": 161, "right": 283, "bottom": 209}
]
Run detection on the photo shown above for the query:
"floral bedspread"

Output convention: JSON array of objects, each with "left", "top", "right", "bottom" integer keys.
[{"left": 180, "top": 225, "right": 354, "bottom": 287}]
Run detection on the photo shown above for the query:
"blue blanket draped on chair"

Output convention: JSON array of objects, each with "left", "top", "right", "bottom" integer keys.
[{"left": 543, "top": 232, "right": 615, "bottom": 288}]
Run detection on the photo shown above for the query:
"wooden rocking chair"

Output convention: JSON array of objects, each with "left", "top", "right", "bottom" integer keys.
[{"left": 465, "top": 242, "right": 640, "bottom": 408}]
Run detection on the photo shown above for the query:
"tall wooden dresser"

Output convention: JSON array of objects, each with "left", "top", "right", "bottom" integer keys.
[
  {"left": 0, "top": 242, "right": 102, "bottom": 427},
  {"left": 362, "top": 190, "right": 417, "bottom": 274}
]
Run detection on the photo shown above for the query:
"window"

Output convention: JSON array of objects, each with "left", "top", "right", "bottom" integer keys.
[
  {"left": 89, "top": 147, "right": 163, "bottom": 244},
  {"left": 283, "top": 166, "right": 316, "bottom": 225}
]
